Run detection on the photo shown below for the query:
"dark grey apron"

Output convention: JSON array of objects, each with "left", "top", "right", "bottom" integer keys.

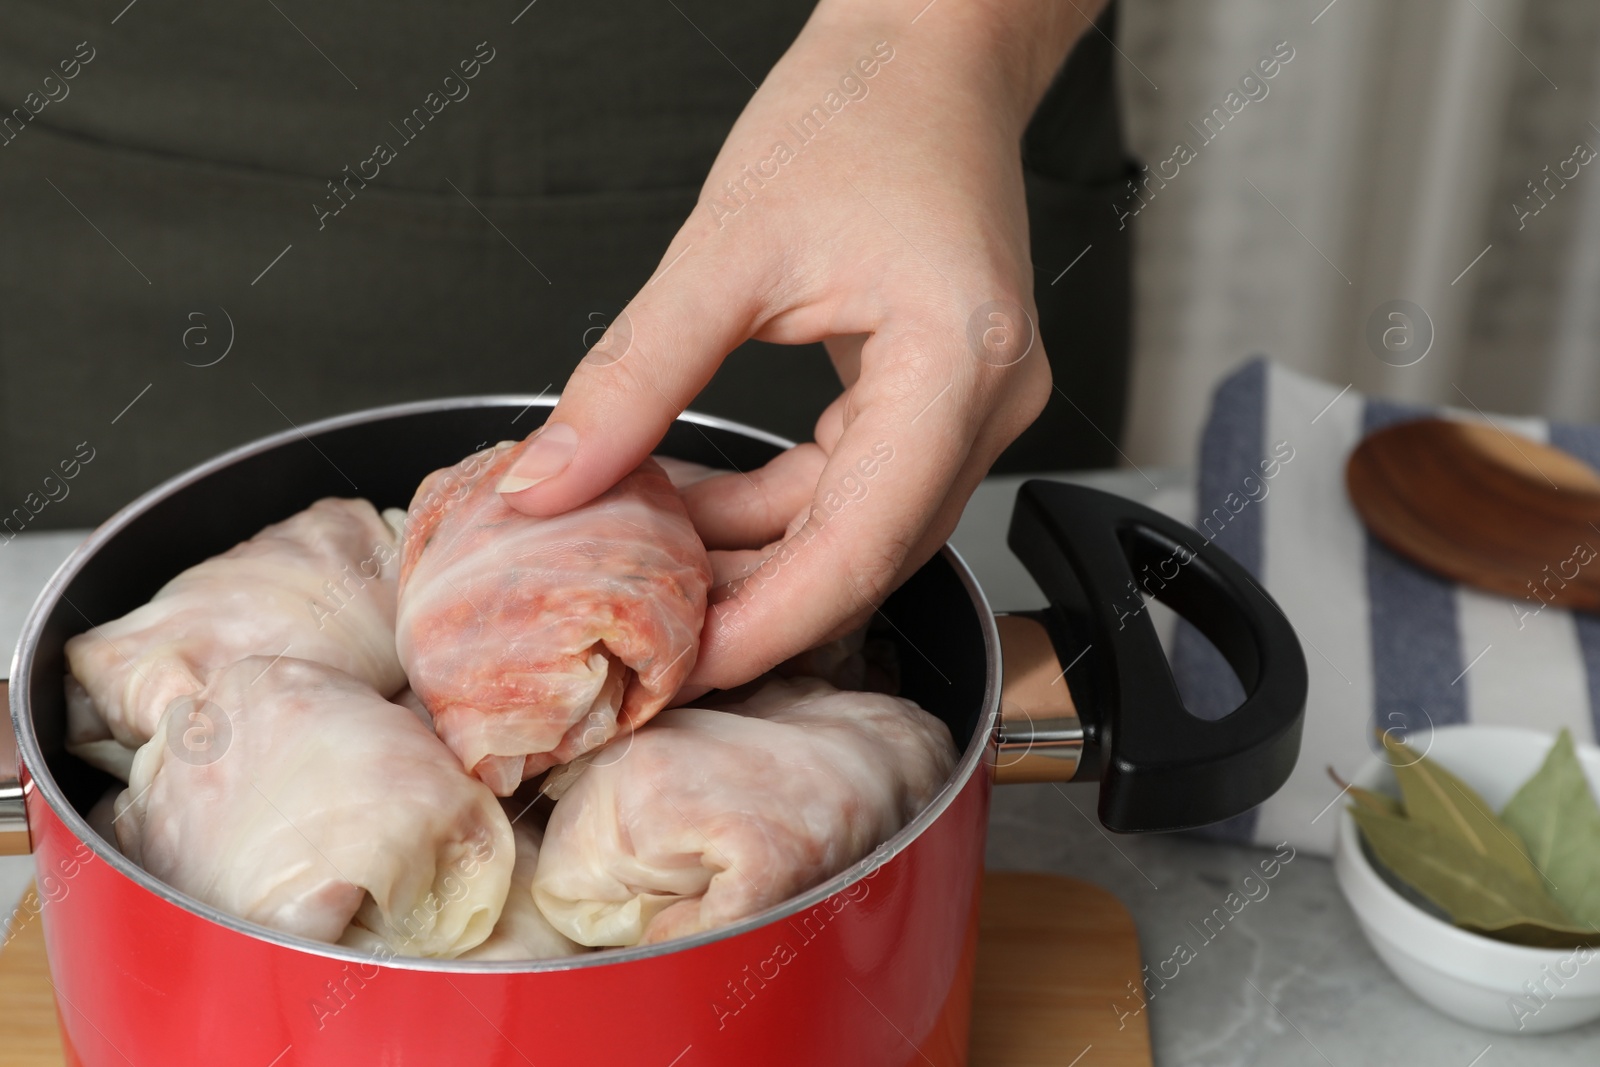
[{"left": 0, "top": 1, "right": 1130, "bottom": 529}]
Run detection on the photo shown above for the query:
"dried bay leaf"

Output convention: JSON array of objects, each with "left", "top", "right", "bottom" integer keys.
[
  {"left": 1328, "top": 766, "right": 1401, "bottom": 816},
  {"left": 1357, "top": 835, "right": 1453, "bottom": 923},
  {"left": 1349, "top": 786, "right": 1402, "bottom": 817},
  {"left": 1462, "top": 917, "right": 1600, "bottom": 950},
  {"left": 1349, "top": 807, "right": 1584, "bottom": 945},
  {"left": 1501, "top": 728, "right": 1600, "bottom": 930},
  {"left": 1380, "top": 732, "right": 1540, "bottom": 885}
]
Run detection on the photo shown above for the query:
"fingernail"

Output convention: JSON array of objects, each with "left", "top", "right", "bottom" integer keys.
[{"left": 496, "top": 422, "right": 578, "bottom": 494}]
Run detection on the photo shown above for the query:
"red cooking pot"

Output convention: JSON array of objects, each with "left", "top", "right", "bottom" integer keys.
[{"left": 2, "top": 398, "right": 1305, "bottom": 1066}]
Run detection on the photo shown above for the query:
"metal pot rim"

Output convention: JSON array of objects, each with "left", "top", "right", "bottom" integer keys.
[{"left": 9, "top": 394, "right": 1003, "bottom": 974}]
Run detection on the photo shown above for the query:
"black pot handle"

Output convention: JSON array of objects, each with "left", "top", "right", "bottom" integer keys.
[{"left": 1006, "top": 480, "right": 1306, "bottom": 833}]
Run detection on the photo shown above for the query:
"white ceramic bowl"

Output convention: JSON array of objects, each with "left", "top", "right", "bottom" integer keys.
[{"left": 1334, "top": 724, "right": 1600, "bottom": 1034}]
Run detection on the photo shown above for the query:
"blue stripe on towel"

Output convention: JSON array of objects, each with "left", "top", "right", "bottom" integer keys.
[
  {"left": 1362, "top": 398, "right": 1467, "bottom": 745},
  {"left": 1174, "top": 358, "right": 1265, "bottom": 843},
  {"left": 1546, "top": 422, "right": 1600, "bottom": 739}
]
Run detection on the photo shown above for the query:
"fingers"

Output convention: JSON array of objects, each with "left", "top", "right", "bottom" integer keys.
[
  {"left": 685, "top": 333, "right": 982, "bottom": 689},
  {"left": 812, "top": 391, "right": 850, "bottom": 455},
  {"left": 498, "top": 237, "right": 763, "bottom": 517},
  {"left": 668, "top": 682, "right": 714, "bottom": 707},
  {"left": 681, "top": 444, "right": 827, "bottom": 550},
  {"left": 707, "top": 385, "right": 1021, "bottom": 624},
  {"left": 685, "top": 314, "right": 1052, "bottom": 688},
  {"left": 707, "top": 547, "right": 771, "bottom": 590},
  {"left": 823, "top": 334, "right": 866, "bottom": 387}
]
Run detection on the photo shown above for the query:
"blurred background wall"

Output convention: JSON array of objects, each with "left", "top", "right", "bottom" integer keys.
[{"left": 1116, "top": 0, "right": 1600, "bottom": 464}]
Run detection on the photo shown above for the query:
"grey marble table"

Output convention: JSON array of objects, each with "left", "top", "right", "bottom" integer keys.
[{"left": 4, "top": 471, "right": 1597, "bottom": 1066}]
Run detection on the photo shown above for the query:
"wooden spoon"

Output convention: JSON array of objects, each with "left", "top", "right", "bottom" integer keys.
[{"left": 1345, "top": 417, "right": 1600, "bottom": 613}]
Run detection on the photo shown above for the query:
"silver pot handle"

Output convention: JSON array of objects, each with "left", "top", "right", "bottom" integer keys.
[
  {"left": 991, "top": 615, "right": 1085, "bottom": 784},
  {"left": 1, "top": 681, "right": 30, "bottom": 855}
]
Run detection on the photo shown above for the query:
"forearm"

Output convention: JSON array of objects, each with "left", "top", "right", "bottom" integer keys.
[{"left": 807, "top": 0, "right": 1105, "bottom": 133}]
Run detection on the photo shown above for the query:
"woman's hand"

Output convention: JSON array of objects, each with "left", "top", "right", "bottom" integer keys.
[{"left": 498, "top": 0, "right": 1101, "bottom": 689}]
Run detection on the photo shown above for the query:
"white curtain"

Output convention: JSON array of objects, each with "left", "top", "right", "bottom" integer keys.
[{"left": 1117, "top": 0, "right": 1600, "bottom": 464}]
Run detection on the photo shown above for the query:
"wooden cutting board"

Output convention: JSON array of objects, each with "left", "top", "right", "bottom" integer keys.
[
  {"left": 0, "top": 871, "right": 1149, "bottom": 1066},
  {"left": 970, "top": 872, "right": 1151, "bottom": 1066}
]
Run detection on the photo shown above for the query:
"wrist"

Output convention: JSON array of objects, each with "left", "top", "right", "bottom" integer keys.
[{"left": 807, "top": 0, "right": 1101, "bottom": 129}]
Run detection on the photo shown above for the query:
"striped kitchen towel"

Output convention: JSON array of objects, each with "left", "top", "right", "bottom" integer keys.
[{"left": 1170, "top": 358, "right": 1600, "bottom": 856}]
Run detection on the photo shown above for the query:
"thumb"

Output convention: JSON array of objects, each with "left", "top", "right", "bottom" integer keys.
[{"left": 497, "top": 240, "right": 758, "bottom": 516}]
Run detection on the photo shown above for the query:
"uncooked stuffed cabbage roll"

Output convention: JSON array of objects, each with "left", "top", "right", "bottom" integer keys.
[
  {"left": 65, "top": 675, "right": 138, "bottom": 781},
  {"left": 396, "top": 443, "right": 711, "bottom": 795},
  {"left": 339, "top": 800, "right": 586, "bottom": 962},
  {"left": 652, "top": 455, "right": 721, "bottom": 489},
  {"left": 462, "top": 803, "right": 589, "bottom": 961},
  {"left": 65, "top": 498, "right": 406, "bottom": 749},
  {"left": 115, "top": 656, "right": 514, "bottom": 958},
  {"left": 531, "top": 678, "right": 956, "bottom": 947}
]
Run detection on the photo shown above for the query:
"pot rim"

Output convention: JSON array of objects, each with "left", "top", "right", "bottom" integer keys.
[{"left": 9, "top": 394, "right": 1003, "bottom": 973}]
